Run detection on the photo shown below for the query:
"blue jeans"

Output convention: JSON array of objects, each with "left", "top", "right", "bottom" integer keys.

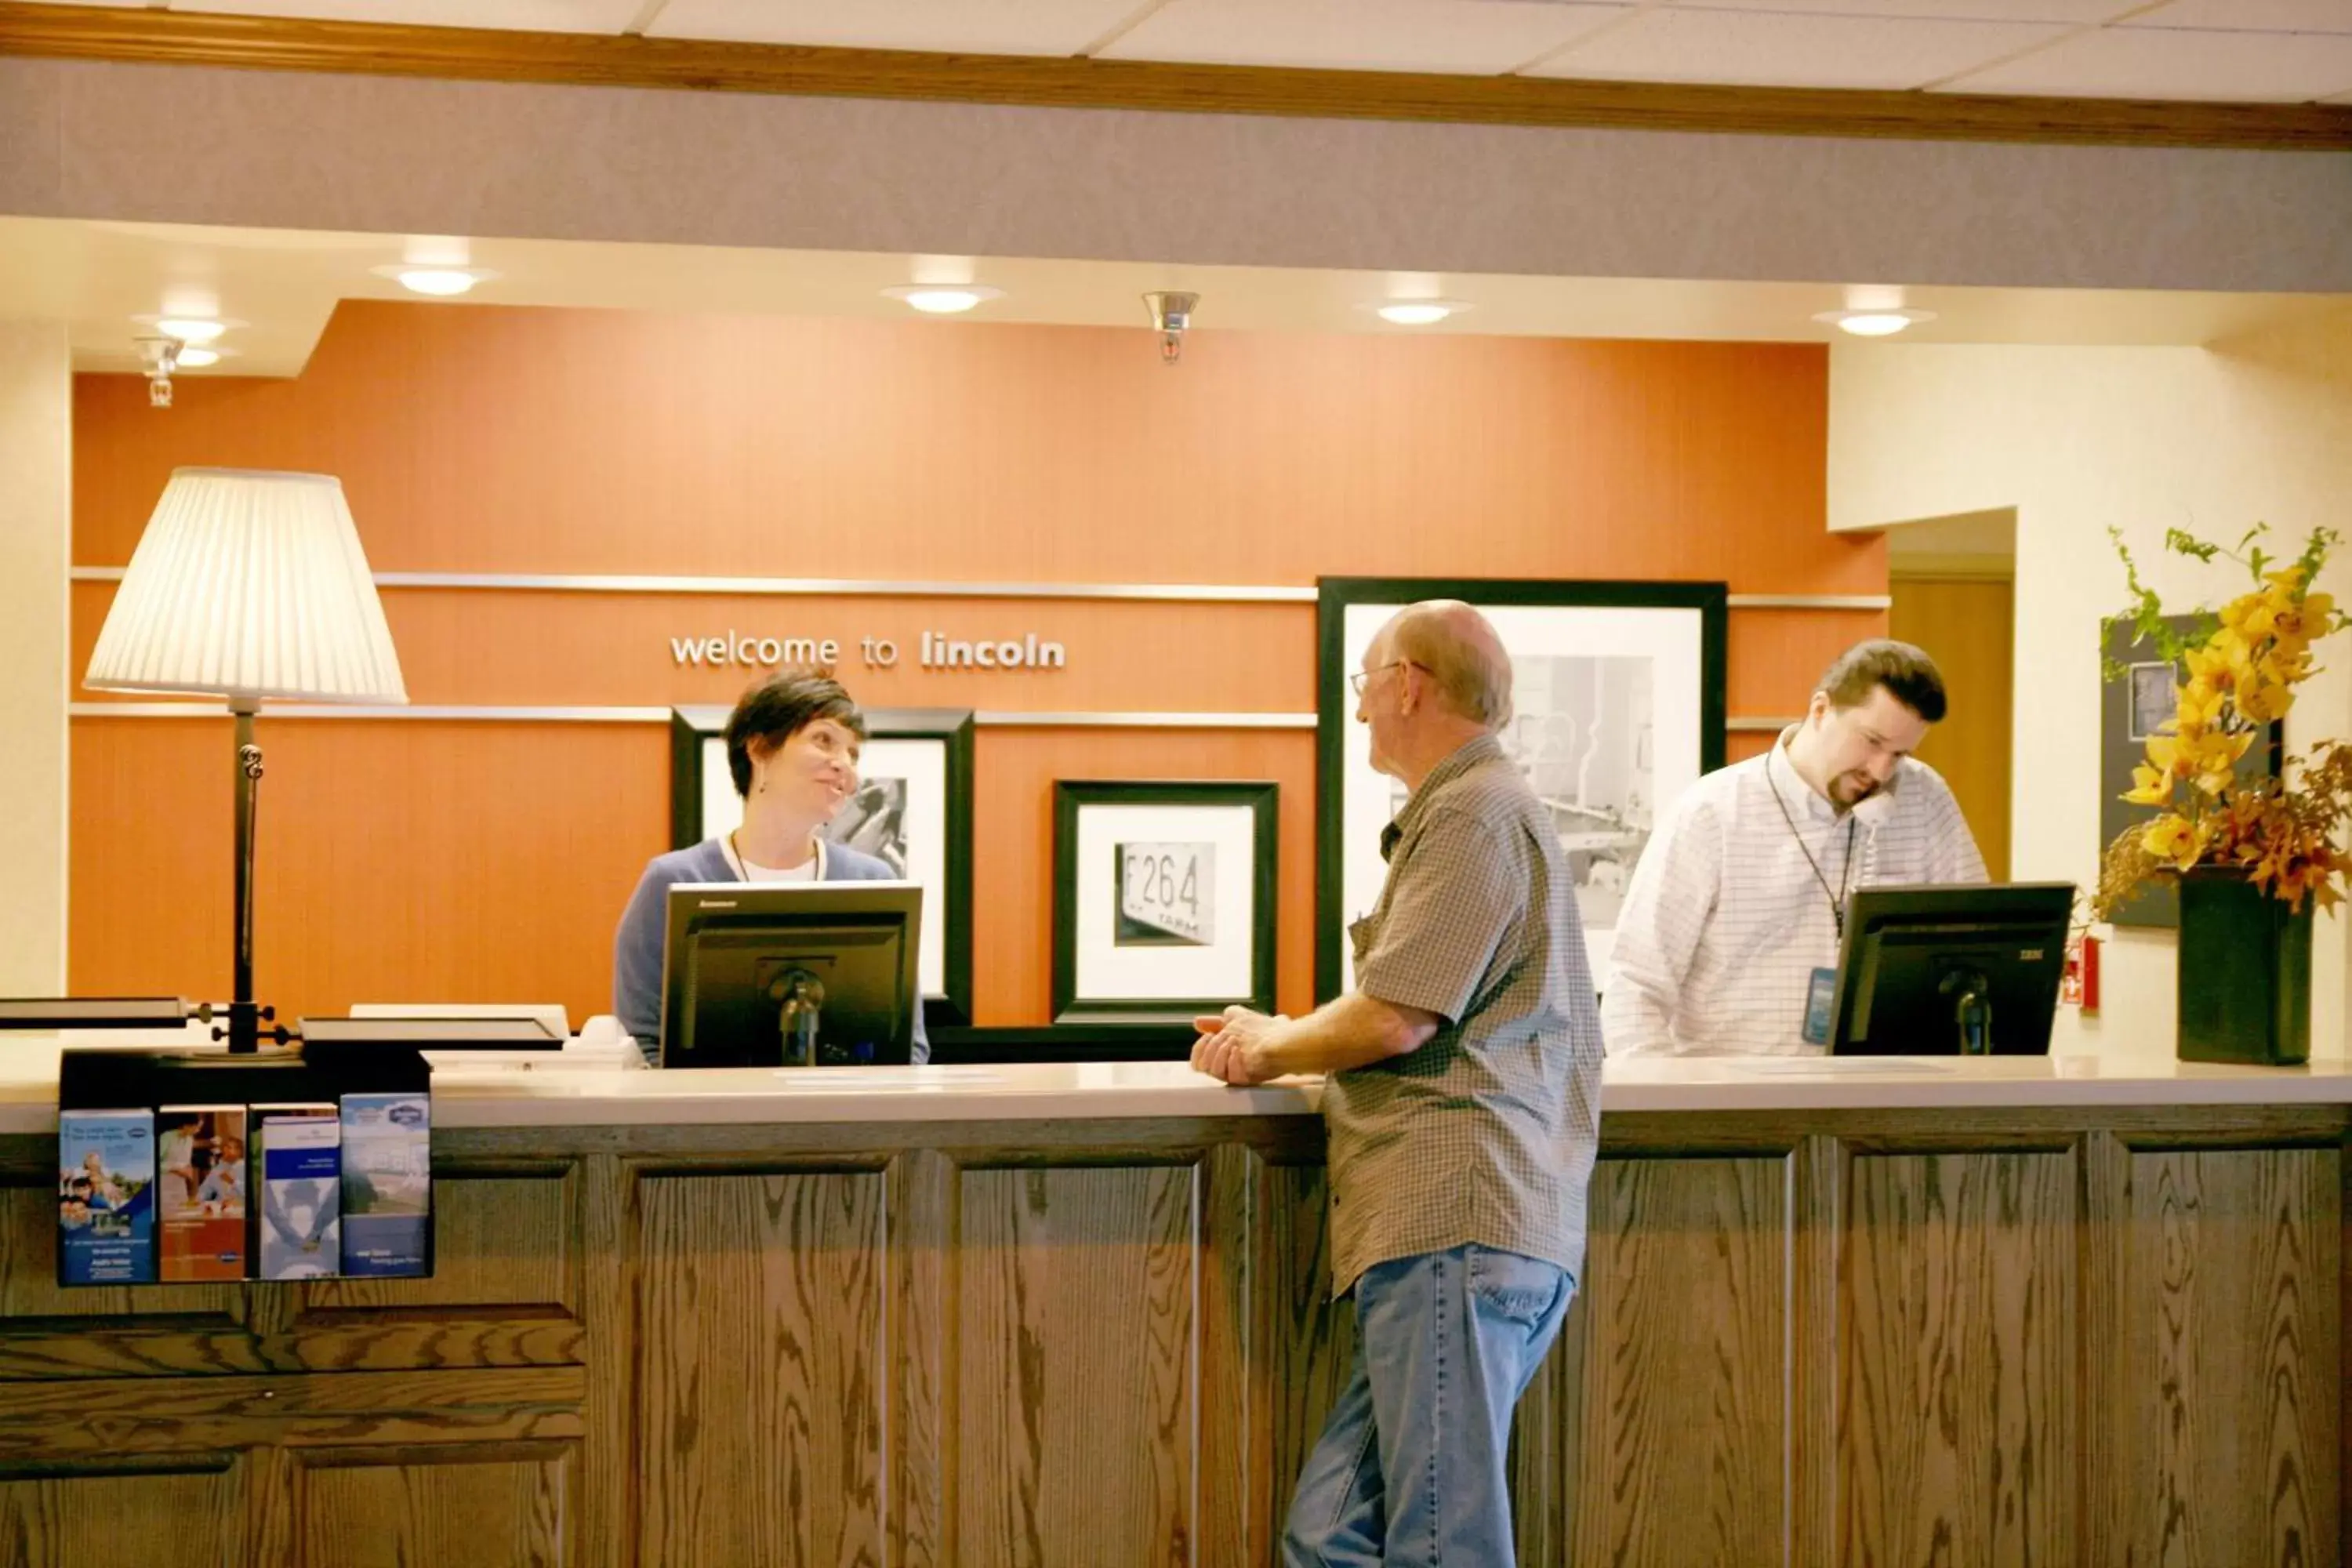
[{"left": 1282, "top": 1243, "right": 1573, "bottom": 1567}]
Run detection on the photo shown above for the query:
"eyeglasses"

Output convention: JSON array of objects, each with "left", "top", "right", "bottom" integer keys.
[{"left": 1349, "top": 659, "right": 1416, "bottom": 696}]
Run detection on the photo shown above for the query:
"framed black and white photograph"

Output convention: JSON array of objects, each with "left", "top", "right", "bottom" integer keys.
[
  {"left": 1316, "top": 577, "right": 1727, "bottom": 1000},
  {"left": 1052, "top": 780, "right": 1278, "bottom": 1026},
  {"left": 2127, "top": 662, "right": 2177, "bottom": 742},
  {"left": 670, "top": 705, "right": 976, "bottom": 1025}
]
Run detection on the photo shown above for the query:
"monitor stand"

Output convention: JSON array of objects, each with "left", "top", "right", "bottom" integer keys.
[
  {"left": 1940, "top": 968, "right": 1993, "bottom": 1054},
  {"left": 773, "top": 970, "right": 826, "bottom": 1069}
]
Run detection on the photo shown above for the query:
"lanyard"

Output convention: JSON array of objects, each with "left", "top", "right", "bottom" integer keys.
[
  {"left": 722, "top": 831, "right": 825, "bottom": 883},
  {"left": 1766, "top": 755, "right": 1857, "bottom": 938}
]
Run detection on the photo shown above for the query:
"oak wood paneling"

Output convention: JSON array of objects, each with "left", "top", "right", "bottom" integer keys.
[
  {"left": 4, "top": 5, "right": 2346, "bottom": 150},
  {"left": 1559, "top": 1156, "right": 1791, "bottom": 1567},
  {"left": 0, "top": 1317, "right": 584, "bottom": 1383},
  {"left": 2, "top": 1108, "right": 2350, "bottom": 1566},
  {"left": 956, "top": 1162, "right": 1199, "bottom": 1567},
  {"left": 1512, "top": 1258, "right": 1584, "bottom": 1566},
  {"left": 575, "top": 1151, "right": 629, "bottom": 1568},
  {"left": 302, "top": 1163, "right": 576, "bottom": 1319},
  {"left": 0, "top": 1454, "right": 239, "bottom": 1567},
  {"left": 1196, "top": 1143, "right": 1253, "bottom": 1566},
  {"left": 293, "top": 1440, "right": 574, "bottom": 1568},
  {"left": 1247, "top": 1156, "right": 1357, "bottom": 1559},
  {"left": 891, "top": 1148, "right": 952, "bottom": 1568},
  {"left": 2113, "top": 1146, "right": 2341, "bottom": 1566},
  {"left": 0, "top": 1366, "right": 586, "bottom": 1457},
  {"left": 632, "top": 1167, "right": 888, "bottom": 1566},
  {"left": 1838, "top": 1152, "right": 2075, "bottom": 1566},
  {"left": 1791, "top": 1134, "right": 1842, "bottom": 1568}
]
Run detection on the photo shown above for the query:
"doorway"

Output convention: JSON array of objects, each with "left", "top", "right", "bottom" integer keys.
[{"left": 1885, "top": 510, "right": 2015, "bottom": 880}]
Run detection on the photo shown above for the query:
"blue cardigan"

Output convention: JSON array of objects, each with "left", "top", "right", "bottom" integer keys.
[{"left": 612, "top": 837, "right": 929, "bottom": 1065}]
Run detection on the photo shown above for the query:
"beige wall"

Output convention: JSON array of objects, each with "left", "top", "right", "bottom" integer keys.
[
  {"left": 1828, "top": 312, "right": 2352, "bottom": 1058},
  {"left": 0, "top": 320, "right": 69, "bottom": 994}
]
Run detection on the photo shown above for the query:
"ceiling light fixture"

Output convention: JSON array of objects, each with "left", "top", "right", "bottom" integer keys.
[
  {"left": 1370, "top": 299, "right": 1470, "bottom": 327},
  {"left": 1813, "top": 307, "right": 1936, "bottom": 338},
  {"left": 882, "top": 285, "right": 1004, "bottom": 315},
  {"left": 151, "top": 318, "right": 230, "bottom": 343},
  {"left": 372, "top": 264, "right": 499, "bottom": 298},
  {"left": 172, "top": 347, "right": 223, "bottom": 369}
]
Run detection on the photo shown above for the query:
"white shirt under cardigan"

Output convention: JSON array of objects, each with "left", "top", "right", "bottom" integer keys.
[{"left": 1601, "top": 733, "right": 1987, "bottom": 1056}]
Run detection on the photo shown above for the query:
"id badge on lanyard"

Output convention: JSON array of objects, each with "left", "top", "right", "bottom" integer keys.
[
  {"left": 1767, "top": 756, "right": 1856, "bottom": 1047},
  {"left": 1802, "top": 967, "right": 1837, "bottom": 1045}
]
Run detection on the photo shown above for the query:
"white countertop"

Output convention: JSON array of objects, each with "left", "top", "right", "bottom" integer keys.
[{"left": 6, "top": 1035, "right": 2352, "bottom": 1132}]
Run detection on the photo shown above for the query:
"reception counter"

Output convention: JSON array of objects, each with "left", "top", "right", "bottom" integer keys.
[{"left": 2, "top": 1052, "right": 2345, "bottom": 1566}]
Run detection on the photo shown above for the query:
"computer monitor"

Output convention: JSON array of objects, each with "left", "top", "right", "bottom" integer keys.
[
  {"left": 659, "top": 882, "right": 922, "bottom": 1069},
  {"left": 1828, "top": 883, "right": 2074, "bottom": 1056}
]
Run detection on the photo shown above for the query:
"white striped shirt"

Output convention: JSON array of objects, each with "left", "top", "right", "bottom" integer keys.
[{"left": 1601, "top": 734, "right": 1987, "bottom": 1056}]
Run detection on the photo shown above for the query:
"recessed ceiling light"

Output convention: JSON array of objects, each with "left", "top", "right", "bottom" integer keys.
[
  {"left": 151, "top": 318, "right": 230, "bottom": 343},
  {"left": 882, "top": 285, "right": 1004, "bottom": 315},
  {"left": 1813, "top": 307, "right": 1936, "bottom": 338},
  {"left": 372, "top": 264, "right": 499, "bottom": 297},
  {"left": 1369, "top": 299, "right": 1470, "bottom": 326}
]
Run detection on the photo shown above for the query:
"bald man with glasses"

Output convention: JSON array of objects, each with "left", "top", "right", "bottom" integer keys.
[{"left": 1193, "top": 600, "right": 1603, "bottom": 1568}]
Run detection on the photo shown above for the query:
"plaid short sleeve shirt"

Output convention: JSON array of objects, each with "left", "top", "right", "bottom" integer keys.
[{"left": 1323, "top": 735, "right": 1606, "bottom": 1298}]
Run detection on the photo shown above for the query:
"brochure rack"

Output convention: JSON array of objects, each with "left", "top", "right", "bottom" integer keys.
[{"left": 54, "top": 1040, "right": 434, "bottom": 1287}]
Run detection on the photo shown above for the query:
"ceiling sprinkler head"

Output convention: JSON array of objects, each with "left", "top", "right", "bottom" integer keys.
[
  {"left": 1143, "top": 291, "right": 1198, "bottom": 367},
  {"left": 136, "top": 336, "right": 180, "bottom": 408}
]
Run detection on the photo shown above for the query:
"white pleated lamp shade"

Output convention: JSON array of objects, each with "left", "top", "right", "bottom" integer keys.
[{"left": 85, "top": 467, "right": 408, "bottom": 705}]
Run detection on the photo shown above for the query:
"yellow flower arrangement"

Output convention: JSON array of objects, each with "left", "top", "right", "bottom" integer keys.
[{"left": 2096, "top": 525, "right": 2352, "bottom": 917}]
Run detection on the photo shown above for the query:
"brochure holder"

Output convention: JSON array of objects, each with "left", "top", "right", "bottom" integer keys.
[{"left": 53, "top": 1040, "right": 434, "bottom": 1287}]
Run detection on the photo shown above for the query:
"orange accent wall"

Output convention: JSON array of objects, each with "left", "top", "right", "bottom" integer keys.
[{"left": 69, "top": 302, "right": 1882, "bottom": 1028}]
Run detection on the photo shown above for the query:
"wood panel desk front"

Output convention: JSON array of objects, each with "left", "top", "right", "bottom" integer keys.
[{"left": 0, "top": 1055, "right": 2342, "bottom": 1566}]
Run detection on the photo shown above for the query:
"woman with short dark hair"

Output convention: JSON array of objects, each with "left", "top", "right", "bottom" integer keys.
[{"left": 612, "top": 670, "right": 925, "bottom": 1063}]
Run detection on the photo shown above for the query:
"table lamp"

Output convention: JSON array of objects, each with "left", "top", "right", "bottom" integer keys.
[{"left": 83, "top": 467, "right": 408, "bottom": 1051}]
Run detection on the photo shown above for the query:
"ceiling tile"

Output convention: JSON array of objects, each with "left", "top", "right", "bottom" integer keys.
[
  {"left": 177, "top": 0, "right": 646, "bottom": 30},
  {"left": 1672, "top": 0, "right": 2138, "bottom": 22},
  {"left": 2127, "top": 0, "right": 2352, "bottom": 33},
  {"left": 1099, "top": 0, "right": 1631, "bottom": 74},
  {"left": 644, "top": 0, "right": 1142, "bottom": 54},
  {"left": 1526, "top": 8, "right": 2069, "bottom": 89},
  {"left": 1939, "top": 24, "right": 2352, "bottom": 99}
]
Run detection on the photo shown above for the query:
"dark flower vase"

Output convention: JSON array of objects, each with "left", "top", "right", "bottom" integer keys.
[{"left": 2176, "top": 866, "right": 2313, "bottom": 1065}]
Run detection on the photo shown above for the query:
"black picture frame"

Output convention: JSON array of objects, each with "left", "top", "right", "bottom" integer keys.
[
  {"left": 1051, "top": 780, "right": 1279, "bottom": 1027},
  {"left": 1314, "top": 576, "right": 1729, "bottom": 1001},
  {"left": 669, "top": 705, "right": 976, "bottom": 1027}
]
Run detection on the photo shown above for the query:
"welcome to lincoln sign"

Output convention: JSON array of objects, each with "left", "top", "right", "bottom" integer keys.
[{"left": 670, "top": 628, "right": 1068, "bottom": 672}]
